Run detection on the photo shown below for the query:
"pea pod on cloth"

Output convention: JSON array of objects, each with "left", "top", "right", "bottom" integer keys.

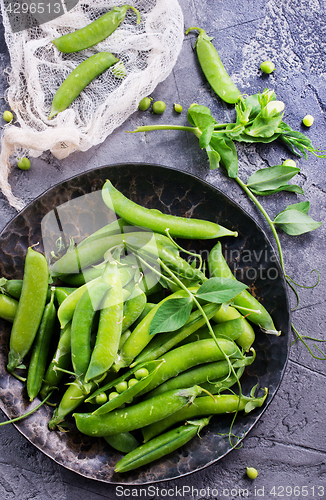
[
  {"left": 115, "top": 417, "right": 211, "bottom": 473},
  {"left": 7, "top": 248, "right": 49, "bottom": 378},
  {"left": 185, "top": 27, "right": 241, "bottom": 104},
  {"left": 53, "top": 5, "right": 141, "bottom": 53},
  {"left": 102, "top": 179, "right": 238, "bottom": 239},
  {"left": 49, "top": 52, "right": 119, "bottom": 119}
]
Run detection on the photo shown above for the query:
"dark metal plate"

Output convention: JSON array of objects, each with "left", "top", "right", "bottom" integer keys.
[{"left": 0, "top": 163, "right": 291, "bottom": 484}]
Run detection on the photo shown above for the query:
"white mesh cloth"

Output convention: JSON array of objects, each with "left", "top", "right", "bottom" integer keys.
[{"left": 0, "top": 0, "right": 184, "bottom": 210}]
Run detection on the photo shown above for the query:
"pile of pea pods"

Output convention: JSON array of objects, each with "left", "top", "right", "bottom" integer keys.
[{"left": 1, "top": 180, "right": 276, "bottom": 473}]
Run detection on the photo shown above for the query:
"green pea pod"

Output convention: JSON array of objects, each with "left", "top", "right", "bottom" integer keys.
[
  {"left": 185, "top": 27, "right": 241, "bottom": 104},
  {"left": 59, "top": 262, "right": 134, "bottom": 287},
  {"left": 128, "top": 241, "right": 206, "bottom": 283},
  {"left": 84, "top": 262, "right": 124, "bottom": 383},
  {"left": 49, "top": 52, "right": 119, "bottom": 119},
  {"left": 132, "top": 302, "right": 221, "bottom": 365},
  {"left": 39, "top": 323, "right": 72, "bottom": 400},
  {"left": 0, "top": 279, "right": 52, "bottom": 302},
  {"left": 142, "top": 387, "right": 268, "bottom": 442},
  {"left": 146, "top": 359, "right": 232, "bottom": 399},
  {"left": 74, "top": 385, "right": 204, "bottom": 437},
  {"left": 0, "top": 294, "right": 18, "bottom": 322},
  {"left": 212, "top": 305, "right": 255, "bottom": 351},
  {"left": 136, "top": 337, "right": 243, "bottom": 397},
  {"left": 91, "top": 360, "right": 165, "bottom": 415},
  {"left": 53, "top": 5, "right": 141, "bottom": 53},
  {"left": 102, "top": 179, "right": 238, "bottom": 239},
  {"left": 139, "top": 271, "right": 163, "bottom": 296},
  {"left": 7, "top": 248, "right": 49, "bottom": 377},
  {"left": 208, "top": 242, "right": 280, "bottom": 334},
  {"left": 104, "top": 432, "right": 140, "bottom": 454},
  {"left": 113, "top": 288, "right": 199, "bottom": 371},
  {"left": 54, "top": 286, "right": 77, "bottom": 306},
  {"left": 77, "top": 218, "right": 133, "bottom": 249},
  {"left": 71, "top": 280, "right": 111, "bottom": 380},
  {"left": 57, "top": 277, "right": 101, "bottom": 329},
  {"left": 50, "top": 231, "right": 177, "bottom": 277},
  {"left": 178, "top": 317, "right": 245, "bottom": 346},
  {"left": 48, "top": 379, "right": 97, "bottom": 430},
  {"left": 115, "top": 417, "right": 211, "bottom": 473},
  {"left": 121, "top": 283, "right": 147, "bottom": 333},
  {"left": 27, "top": 289, "right": 57, "bottom": 401}
]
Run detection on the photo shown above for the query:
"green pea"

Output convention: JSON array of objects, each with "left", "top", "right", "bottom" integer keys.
[
  {"left": 95, "top": 393, "right": 108, "bottom": 405},
  {"left": 302, "top": 114, "right": 314, "bottom": 127},
  {"left": 3, "top": 110, "right": 13, "bottom": 122},
  {"left": 115, "top": 381, "right": 128, "bottom": 393},
  {"left": 282, "top": 159, "right": 297, "bottom": 167},
  {"left": 134, "top": 368, "right": 149, "bottom": 380},
  {"left": 128, "top": 378, "right": 138, "bottom": 388},
  {"left": 138, "top": 97, "right": 152, "bottom": 111},
  {"left": 260, "top": 60, "right": 275, "bottom": 74},
  {"left": 152, "top": 101, "right": 166, "bottom": 114},
  {"left": 109, "top": 391, "right": 120, "bottom": 401},
  {"left": 174, "top": 103, "right": 183, "bottom": 113},
  {"left": 246, "top": 467, "right": 258, "bottom": 479},
  {"left": 17, "top": 157, "right": 31, "bottom": 171}
]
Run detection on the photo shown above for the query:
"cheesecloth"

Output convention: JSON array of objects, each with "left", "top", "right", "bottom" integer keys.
[{"left": 0, "top": 0, "right": 184, "bottom": 210}]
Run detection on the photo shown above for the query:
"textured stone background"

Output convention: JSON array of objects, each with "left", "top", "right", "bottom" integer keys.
[{"left": 0, "top": 0, "right": 326, "bottom": 498}]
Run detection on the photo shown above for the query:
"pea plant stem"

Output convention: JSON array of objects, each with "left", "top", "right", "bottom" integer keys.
[
  {"left": 129, "top": 125, "right": 201, "bottom": 138},
  {"left": 234, "top": 176, "right": 286, "bottom": 273}
]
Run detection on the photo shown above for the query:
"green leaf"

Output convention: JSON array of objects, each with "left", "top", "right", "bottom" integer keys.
[
  {"left": 282, "top": 201, "right": 310, "bottom": 214},
  {"left": 247, "top": 165, "right": 301, "bottom": 193},
  {"left": 274, "top": 207, "right": 322, "bottom": 235},
  {"left": 209, "top": 134, "right": 238, "bottom": 178},
  {"left": 149, "top": 297, "right": 193, "bottom": 335},
  {"left": 199, "top": 123, "right": 215, "bottom": 148},
  {"left": 250, "top": 184, "right": 304, "bottom": 196},
  {"left": 206, "top": 144, "right": 221, "bottom": 169},
  {"left": 187, "top": 105, "right": 216, "bottom": 130},
  {"left": 245, "top": 112, "right": 283, "bottom": 138},
  {"left": 195, "top": 277, "right": 247, "bottom": 304}
]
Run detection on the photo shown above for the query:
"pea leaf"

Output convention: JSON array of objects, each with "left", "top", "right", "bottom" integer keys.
[
  {"left": 250, "top": 184, "right": 304, "bottom": 196},
  {"left": 195, "top": 277, "right": 247, "bottom": 304},
  {"left": 206, "top": 144, "right": 221, "bottom": 169},
  {"left": 246, "top": 165, "right": 303, "bottom": 195},
  {"left": 209, "top": 134, "right": 238, "bottom": 177},
  {"left": 149, "top": 297, "right": 193, "bottom": 335},
  {"left": 274, "top": 204, "right": 322, "bottom": 235},
  {"left": 187, "top": 105, "right": 216, "bottom": 130},
  {"left": 199, "top": 122, "right": 215, "bottom": 148},
  {"left": 282, "top": 201, "right": 310, "bottom": 214}
]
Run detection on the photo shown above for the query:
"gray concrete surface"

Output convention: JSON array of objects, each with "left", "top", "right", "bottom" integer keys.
[{"left": 0, "top": 0, "right": 325, "bottom": 498}]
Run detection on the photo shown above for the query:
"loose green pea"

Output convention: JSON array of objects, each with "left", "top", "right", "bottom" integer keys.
[
  {"left": 3, "top": 110, "right": 13, "bottom": 122},
  {"left": 134, "top": 368, "right": 149, "bottom": 380},
  {"left": 138, "top": 97, "right": 152, "bottom": 111},
  {"left": 174, "top": 103, "right": 183, "bottom": 113},
  {"left": 17, "top": 157, "right": 31, "bottom": 171},
  {"left": 115, "top": 381, "right": 128, "bottom": 394},
  {"left": 128, "top": 378, "right": 138, "bottom": 388},
  {"left": 95, "top": 393, "right": 108, "bottom": 405},
  {"left": 260, "top": 60, "right": 275, "bottom": 74},
  {"left": 152, "top": 101, "right": 166, "bottom": 114},
  {"left": 109, "top": 391, "right": 120, "bottom": 401},
  {"left": 302, "top": 114, "right": 314, "bottom": 127},
  {"left": 246, "top": 467, "right": 258, "bottom": 479},
  {"left": 282, "top": 159, "right": 297, "bottom": 167}
]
